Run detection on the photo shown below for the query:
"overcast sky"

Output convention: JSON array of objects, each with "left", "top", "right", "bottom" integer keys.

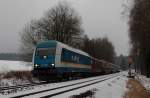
[{"left": 0, "top": 0, "right": 130, "bottom": 56}]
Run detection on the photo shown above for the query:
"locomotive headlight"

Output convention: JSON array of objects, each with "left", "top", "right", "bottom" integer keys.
[
  {"left": 35, "top": 64, "right": 39, "bottom": 67},
  {"left": 51, "top": 63, "right": 55, "bottom": 66},
  {"left": 43, "top": 56, "right": 47, "bottom": 59}
]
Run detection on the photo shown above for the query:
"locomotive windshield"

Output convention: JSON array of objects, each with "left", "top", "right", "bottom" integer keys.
[{"left": 36, "top": 48, "right": 56, "bottom": 56}]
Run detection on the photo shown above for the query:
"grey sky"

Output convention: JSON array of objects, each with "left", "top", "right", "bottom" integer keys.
[{"left": 0, "top": 0, "right": 129, "bottom": 56}]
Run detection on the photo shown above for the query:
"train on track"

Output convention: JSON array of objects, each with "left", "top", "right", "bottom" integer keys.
[{"left": 32, "top": 40, "right": 119, "bottom": 81}]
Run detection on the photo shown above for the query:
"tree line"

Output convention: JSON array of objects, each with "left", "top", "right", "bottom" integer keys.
[
  {"left": 82, "top": 35, "right": 115, "bottom": 62},
  {"left": 20, "top": 1, "right": 116, "bottom": 64},
  {"left": 128, "top": 0, "right": 150, "bottom": 77}
]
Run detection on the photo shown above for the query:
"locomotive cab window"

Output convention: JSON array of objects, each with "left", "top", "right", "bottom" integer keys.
[{"left": 36, "top": 48, "right": 56, "bottom": 56}]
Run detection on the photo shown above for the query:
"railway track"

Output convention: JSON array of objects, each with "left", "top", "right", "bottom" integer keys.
[{"left": 8, "top": 73, "right": 121, "bottom": 98}]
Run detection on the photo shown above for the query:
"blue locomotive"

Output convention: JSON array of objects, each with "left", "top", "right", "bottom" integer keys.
[{"left": 32, "top": 40, "right": 92, "bottom": 80}]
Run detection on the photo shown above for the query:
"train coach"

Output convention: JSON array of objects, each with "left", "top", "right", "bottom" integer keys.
[
  {"left": 32, "top": 40, "right": 117, "bottom": 81},
  {"left": 91, "top": 58, "right": 113, "bottom": 75}
]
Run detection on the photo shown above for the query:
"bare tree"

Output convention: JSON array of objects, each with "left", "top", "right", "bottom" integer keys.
[
  {"left": 35, "top": 1, "right": 83, "bottom": 45},
  {"left": 20, "top": 20, "right": 39, "bottom": 61},
  {"left": 20, "top": 1, "right": 83, "bottom": 61}
]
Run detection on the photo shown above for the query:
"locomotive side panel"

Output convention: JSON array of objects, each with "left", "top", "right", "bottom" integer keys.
[{"left": 55, "top": 48, "right": 91, "bottom": 75}]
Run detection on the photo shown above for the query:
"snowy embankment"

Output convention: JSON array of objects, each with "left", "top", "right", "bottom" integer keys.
[
  {"left": 136, "top": 74, "right": 150, "bottom": 91},
  {"left": 0, "top": 60, "right": 32, "bottom": 73},
  {"left": 94, "top": 74, "right": 128, "bottom": 98}
]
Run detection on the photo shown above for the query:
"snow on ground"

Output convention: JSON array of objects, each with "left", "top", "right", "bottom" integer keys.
[
  {"left": 0, "top": 60, "right": 129, "bottom": 98},
  {"left": 53, "top": 72, "right": 128, "bottom": 98},
  {"left": 94, "top": 74, "right": 128, "bottom": 98},
  {"left": 136, "top": 74, "right": 150, "bottom": 91},
  {"left": 1, "top": 72, "right": 128, "bottom": 98},
  {"left": 0, "top": 60, "right": 32, "bottom": 73},
  {"left": 4, "top": 74, "right": 114, "bottom": 97},
  {"left": 1, "top": 72, "right": 127, "bottom": 98}
]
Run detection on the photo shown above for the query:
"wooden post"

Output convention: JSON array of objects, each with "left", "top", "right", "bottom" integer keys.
[{"left": 128, "top": 56, "right": 134, "bottom": 78}]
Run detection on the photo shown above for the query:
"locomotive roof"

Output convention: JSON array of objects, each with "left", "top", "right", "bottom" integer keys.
[{"left": 37, "top": 40, "right": 90, "bottom": 57}]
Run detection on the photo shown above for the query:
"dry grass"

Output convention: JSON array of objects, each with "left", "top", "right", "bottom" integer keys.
[
  {"left": 0, "top": 71, "right": 32, "bottom": 80},
  {"left": 0, "top": 71, "right": 35, "bottom": 87},
  {"left": 125, "top": 79, "right": 150, "bottom": 98}
]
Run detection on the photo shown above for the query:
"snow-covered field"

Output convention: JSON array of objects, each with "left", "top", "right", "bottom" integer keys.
[{"left": 0, "top": 60, "right": 32, "bottom": 73}]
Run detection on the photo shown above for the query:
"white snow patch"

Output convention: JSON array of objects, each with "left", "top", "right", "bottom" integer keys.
[
  {"left": 0, "top": 60, "right": 32, "bottom": 73},
  {"left": 94, "top": 75, "right": 128, "bottom": 98}
]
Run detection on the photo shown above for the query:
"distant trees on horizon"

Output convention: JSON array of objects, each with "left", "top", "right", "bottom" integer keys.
[
  {"left": 82, "top": 35, "right": 116, "bottom": 63},
  {"left": 0, "top": 53, "right": 25, "bottom": 61}
]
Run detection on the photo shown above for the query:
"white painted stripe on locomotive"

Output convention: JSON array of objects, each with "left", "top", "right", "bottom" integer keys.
[
  {"left": 61, "top": 61, "right": 91, "bottom": 69},
  {"left": 55, "top": 43, "right": 63, "bottom": 67},
  {"left": 32, "top": 47, "right": 36, "bottom": 68}
]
